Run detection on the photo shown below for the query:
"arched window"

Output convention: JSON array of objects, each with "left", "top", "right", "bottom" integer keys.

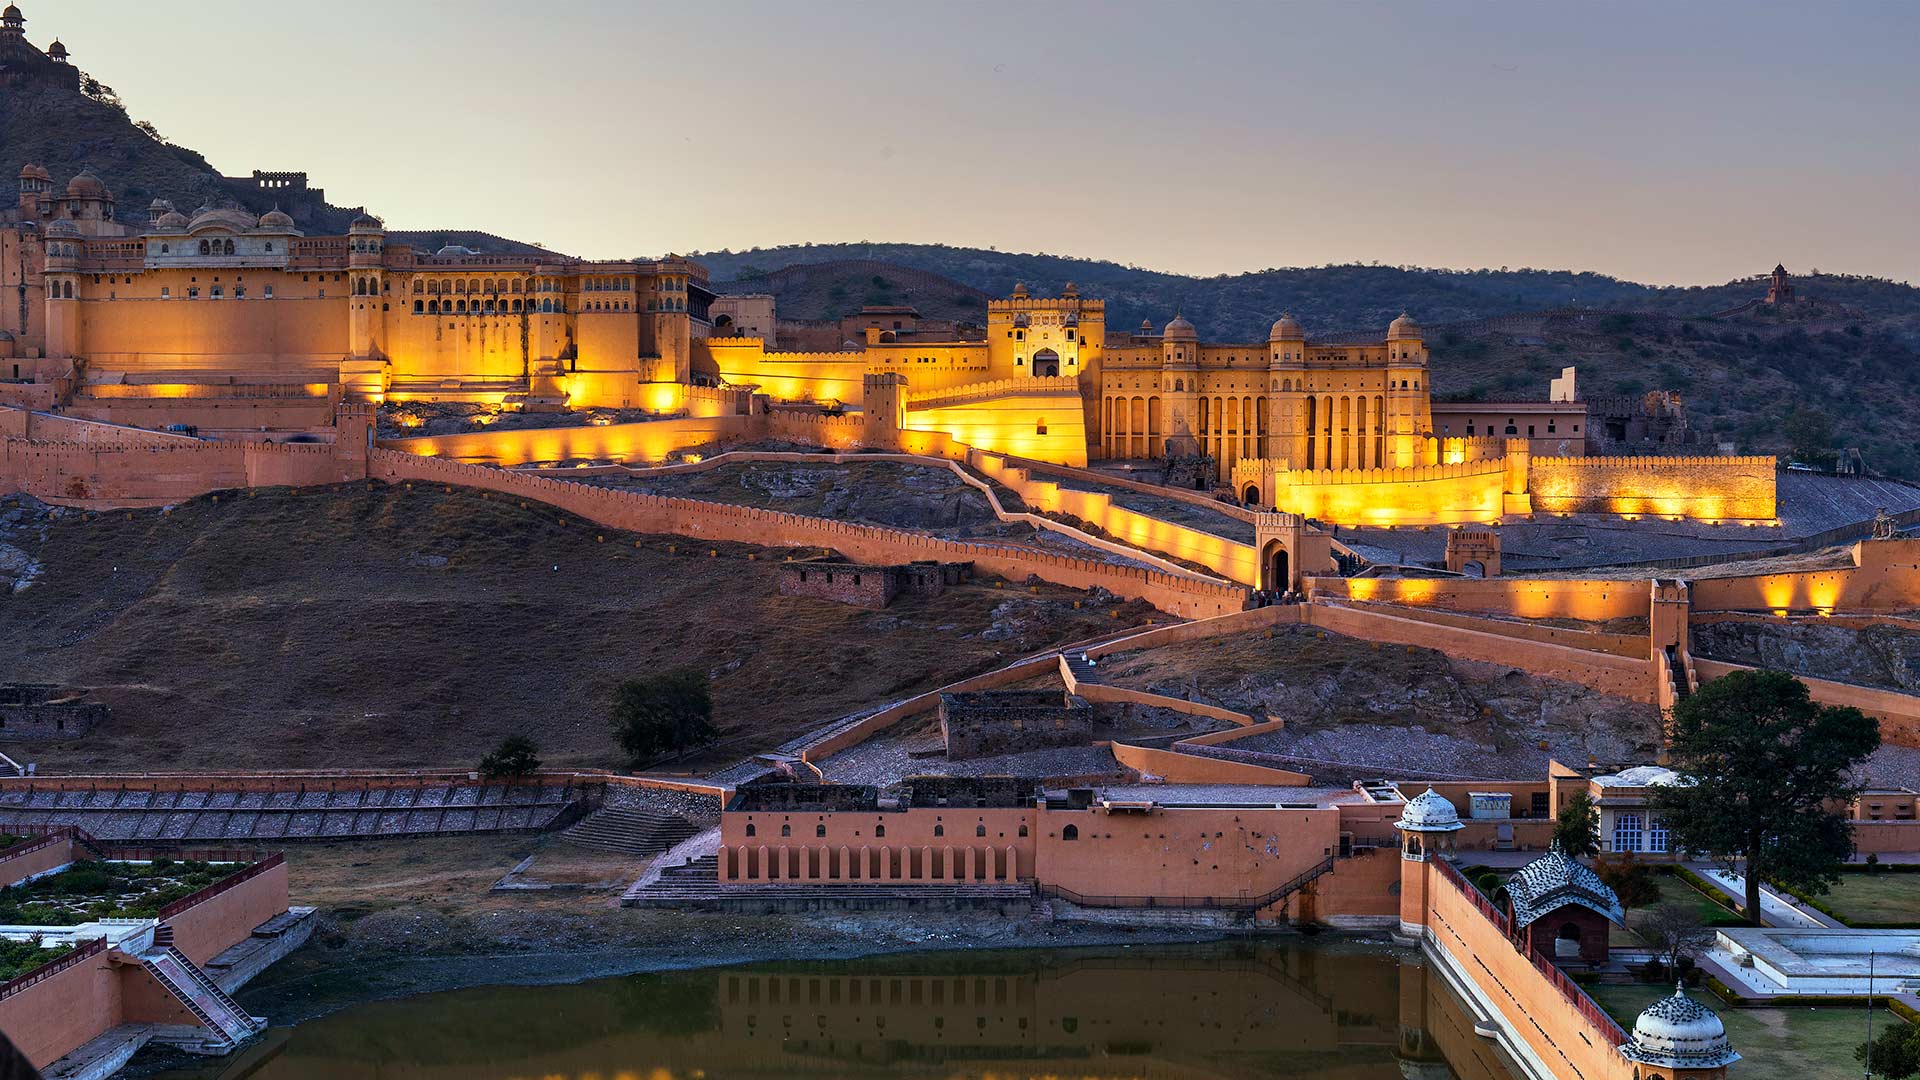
[
  {"left": 160, "top": 244, "right": 169, "bottom": 254},
  {"left": 933, "top": 825, "right": 945, "bottom": 838},
  {"left": 427, "top": 300, "right": 438, "bottom": 314},
  {"left": 815, "top": 824, "right": 826, "bottom": 837},
  {"left": 1061, "top": 824, "right": 1079, "bottom": 841},
  {"left": 1018, "top": 824, "right": 1029, "bottom": 837},
  {"left": 198, "top": 240, "right": 210, "bottom": 255},
  {"left": 975, "top": 824, "right": 987, "bottom": 837},
  {"left": 745, "top": 823, "right": 756, "bottom": 837},
  {"left": 780, "top": 824, "right": 791, "bottom": 838},
  {"left": 264, "top": 243, "right": 273, "bottom": 253},
  {"left": 413, "top": 300, "right": 423, "bottom": 314},
  {"left": 874, "top": 824, "right": 885, "bottom": 838},
  {"left": 511, "top": 299, "right": 522, "bottom": 312},
  {"left": 413, "top": 280, "right": 423, "bottom": 294},
  {"left": 223, "top": 239, "right": 235, "bottom": 255}
]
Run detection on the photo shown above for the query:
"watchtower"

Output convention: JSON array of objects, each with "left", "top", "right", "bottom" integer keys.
[{"left": 1444, "top": 529, "right": 1500, "bottom": 577}]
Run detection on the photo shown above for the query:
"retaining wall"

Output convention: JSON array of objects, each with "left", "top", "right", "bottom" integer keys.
[
  {"left": 1306, "top": 603, "right": 1655, "bottom": 701},
  {"left": 380, "top": 415, "right": 757, "bottom": 466},
  {"left": 1314, "top": 576, "right": 1652, "bottom": 622},
  {"left": 372, "top": 450, "right": 1247, "bottom": 620},
  {"left": 1693, "top": 658, "right": 1920, "bottom": 746}
]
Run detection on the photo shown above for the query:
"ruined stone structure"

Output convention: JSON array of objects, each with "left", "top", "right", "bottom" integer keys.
[
  {"left": 0, "top": 683, "right": 107, "bottom": 740},
  {"left": 937, "top": 689, "right": 1093, "bottom": 761},
  {"left": 778, "top": 559, "right": 970, "bottom": 609},
  {"left": 1765, "top": 263, "right": 1796, "bottom": 306}
]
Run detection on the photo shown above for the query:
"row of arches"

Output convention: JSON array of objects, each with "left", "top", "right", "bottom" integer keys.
[
  {"left": 1301, "top": 394, "right": 1389, "bottom": 471},
  {"left": 721, "top": 844, "right": 1022, "bottom": 882},
  {"left": 413, "top": 297, "right": 559, "bottom": 315}
]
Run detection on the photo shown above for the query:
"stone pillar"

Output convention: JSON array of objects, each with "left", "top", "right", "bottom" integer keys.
[{"left": 1502, "top": 437, "right": 1533, "bottom": 517}]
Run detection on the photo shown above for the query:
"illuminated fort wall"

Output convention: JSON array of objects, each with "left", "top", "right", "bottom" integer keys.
[{"left": 1529, "top": 455, "right": 1777, "bottom": 520}]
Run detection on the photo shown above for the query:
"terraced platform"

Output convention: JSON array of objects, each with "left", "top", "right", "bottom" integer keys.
[{"left": 0, "top": 782, "right": 589, "bottom": 842}]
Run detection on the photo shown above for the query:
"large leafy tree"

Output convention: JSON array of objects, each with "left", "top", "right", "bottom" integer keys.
[
  {"left": 612, "top": 669, "right": 716, "bottom": 765},
  {"left": 1657, "top": 669, "right": 1879, "bottom": 924}
]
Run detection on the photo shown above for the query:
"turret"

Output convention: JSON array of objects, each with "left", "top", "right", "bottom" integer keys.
[
  {"left": 46, "top": 36, "right": 65, "bottom": 63},
  {"left": 1393, "top": 788, "right": 1463, "bottom": 938},
  {"left": 347, "top": 214, "right": 387, "bottom": 361},
  {"left": 1, "top": 5, "right": 24, "bottom": 38},
  {"left": 1384, "top": 313, "right": 1430, "bottom": 467}
]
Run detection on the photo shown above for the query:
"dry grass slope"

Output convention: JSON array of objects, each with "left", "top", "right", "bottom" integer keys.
[{"left": 0, "top": 484, "right": 1146, "bottom": 773}]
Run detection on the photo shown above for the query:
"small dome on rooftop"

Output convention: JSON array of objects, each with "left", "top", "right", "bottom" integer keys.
[
  {"left": 46, "top": 219, "right": 79, "bottom": 237},
  {"left": 1387, "top": 312, "right": 1422, "bottom": 340},
  {"left": 19, "top": 164, "right": 50, "bottom": 182},
  {"left": 1622, "top": 986, "right": 1739, "bottom": 1070},
  {"left": 257, "top": 207, "right": 295, "bottom": 230},
  {"left": 349, "top": 212, "right": 384, "bottom": 232},
  {"left": 1268, "top": 314, "right": 1304, "bottom": 341},
  {"left": 1162, "top": 314, "right": 1198, "bottom": 341},
  {"left": 64, "top": 170, "right": 108, "bottom": 200},
  {"left": 153, "top": 211, "right": 188, "bottom": 230},
  {"left": 1395, "top": 788, "right": 1464, "bottom": 832}
]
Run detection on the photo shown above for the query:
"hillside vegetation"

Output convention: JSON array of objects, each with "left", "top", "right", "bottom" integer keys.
[{"left": 0, "top": 486, "right": 1141, "bottom": 773}]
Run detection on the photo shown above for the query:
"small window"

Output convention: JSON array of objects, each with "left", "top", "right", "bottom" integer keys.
[
  {"left": 1061, "top": 824, "right": 1079, "bottom": 841},
  {"left": 933, "top": 825, "right": 945, "bottom": 838},
  {"left": 1018, "top": 824, "right": 1029, "bottom": 837},
  {"left": 745, "top": 823, "right": 756, "bottom": 837},
  {"left": 815, "top": 824, "right": 826, "bottom": 838},
  {"left": 874, "top": 824, "right": 885, "bottom": 838},
  {"left": 976, "top": 824, "right": 987, "bottom": 837},
  {"left": 780, "top": 824, "right": 791, "bottom": 837}
]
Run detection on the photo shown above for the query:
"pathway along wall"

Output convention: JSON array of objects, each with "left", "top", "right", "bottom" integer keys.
[{"left": 369, "top": 450, "right": 1247, "bottom": 620}]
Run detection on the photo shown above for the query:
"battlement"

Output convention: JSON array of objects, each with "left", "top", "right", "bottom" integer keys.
[
  {"left": 987, "top": 297, "right": 1105, "bottom": 314},
  {"left": 1536, "top": 454, "right": 1776, "bottom": 469},
  {"left": 905, "top": 376, "right": 1082, "bottom": 412},
  {"left": 1272, "top": 458, "right": 1508, "bottom": 486}
]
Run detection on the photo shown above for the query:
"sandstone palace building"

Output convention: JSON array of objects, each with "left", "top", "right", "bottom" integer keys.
[{"left": 1, "top": 156, "right": 1774, "bottom": 530}]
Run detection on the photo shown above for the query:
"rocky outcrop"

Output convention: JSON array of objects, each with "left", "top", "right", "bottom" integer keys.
[{"left": 1692, "top": 620, "right": 1920, "bottom": 693}]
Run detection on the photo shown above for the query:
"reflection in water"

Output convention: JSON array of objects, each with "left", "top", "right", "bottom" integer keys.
[{"left": 166, "top": 943, "right": 1516, "bottom": 1080}]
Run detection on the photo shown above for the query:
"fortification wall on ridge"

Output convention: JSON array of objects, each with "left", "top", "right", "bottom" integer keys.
[
  {"left": 1529, "top": 454, "right": 1776, "bottom": 520},
  {"left": 369, "top": 450, "right": 1247, "bottom": 620}
]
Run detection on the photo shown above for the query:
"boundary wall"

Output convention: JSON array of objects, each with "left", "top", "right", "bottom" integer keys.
[
  {"left": 1694, "top": 658, "right": 1920, "bottom": 746},
  {"left": 380, "top": 415, "right": 757, "bottom": 466},
  {"left": 371, "top": 452, "right": 1249, "bottom": 619},
  {"left": 1312, "top": 575, "right": 1652, "bottom": 622},
  {"left": 1529, "top": 454, "right": 1776, "bottom": 520}
]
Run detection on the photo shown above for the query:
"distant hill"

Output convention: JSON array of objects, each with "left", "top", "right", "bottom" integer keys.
[
  {"left": 694, "top": 243, "right": 1920, "bottom": 340},
  {"left": 714, "top": 259, "right": 991, "bottom": 324}
]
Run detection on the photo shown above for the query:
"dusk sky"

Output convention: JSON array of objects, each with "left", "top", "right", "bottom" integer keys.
[{"left": 45, "top": 0, "right": 1920, "bottom": 285}]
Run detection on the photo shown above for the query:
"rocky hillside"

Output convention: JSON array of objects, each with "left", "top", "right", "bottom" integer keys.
[
  {"left": 0, "top": 82, "right": 358, "bottom": 231},
  {"left": 0, "top": 486, "right": 1141, "bottom": 773}
]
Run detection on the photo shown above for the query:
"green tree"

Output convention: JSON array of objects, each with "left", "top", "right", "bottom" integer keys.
[
  {"left": 1856, "top": 1021, "right": 1920, "bottom": 1079},
  {"left": 612, "top": 669, "right": 716, "bottom": 765},
  {"left": 1657, "top": 669, "right": 1880, "bottom": 925},
  {"left": 1554, "top": 792, "right": 1600, "bottom": 858},
  {"left": 1594, "top": 854, "right": 1660, "bottom": 909},
  {"left": 479, "top": 734, "right": 541, "bottom": 778},
  {"left": 1783, "top": 406, "right": 1835, "bottom": 465}
]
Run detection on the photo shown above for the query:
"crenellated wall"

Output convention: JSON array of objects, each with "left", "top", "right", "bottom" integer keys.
[
  {"left": 380, "top": 415, "right": 757, "bottom": 465},
  {"left": 1, "top": 438, "right": 364, "bottom": 508},
  {"left": 1528, "top": 455, "right": 1777, "bottom": 520}
]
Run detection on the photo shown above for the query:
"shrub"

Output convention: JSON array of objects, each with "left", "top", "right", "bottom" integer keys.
[
  {"left": 1595, "top": 853, "right": 1661, "bottom": 909},
  {"left": 612, "top": 669, "right": 716, "bottom": 765},
  {"left": 479, "top": 735, "right": 542, "bottom": 779}
]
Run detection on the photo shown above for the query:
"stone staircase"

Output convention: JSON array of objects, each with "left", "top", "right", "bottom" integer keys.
[
  {"left": 138, "top": 944, "right": 264, "bottom": 1052},
  {"left": 558, "top": 805, "right": 698, "bottom": 857}
]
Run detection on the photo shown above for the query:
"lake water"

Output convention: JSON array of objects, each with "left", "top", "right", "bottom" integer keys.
[{"left": 159, "top": 942, "right": 1517, "bottom": 1079}]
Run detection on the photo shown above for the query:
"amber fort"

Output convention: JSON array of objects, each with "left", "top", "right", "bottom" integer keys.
[{"left": 3, "top": 5, "right": 1920, "bottom": 1079}]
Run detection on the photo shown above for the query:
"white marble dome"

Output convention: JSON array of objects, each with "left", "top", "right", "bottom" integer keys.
[
  {"left": 1621, "top": 986, "right": 1739, "bottom": 1070},
  {"left": 1396, "top": 788, "right": 1464, "bottom": 832}
]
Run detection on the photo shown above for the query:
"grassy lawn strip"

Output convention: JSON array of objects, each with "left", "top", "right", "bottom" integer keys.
[
  {"left": 0, "top": 859, "right": 231, "bottom": 926},
  {"left": 1592, "top": 983, "right": 1904, "bottom": 1080},
  {"left": 1801, "top": 869, "right": 1920, "bottom": 928}
]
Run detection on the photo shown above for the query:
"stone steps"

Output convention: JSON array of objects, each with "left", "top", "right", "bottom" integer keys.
[{"left": 558, "top": 806, "right": 698, "bottom": 857}]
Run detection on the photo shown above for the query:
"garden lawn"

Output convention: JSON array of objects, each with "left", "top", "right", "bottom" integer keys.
[
  {"left": 1592, "top": 984, "right": 1899, "bottom": 1080},
  {"left": 1811, "top": 872, "right": 1920, "bottom": 927},
  {"left": 0, "top": 859, "right": 232, "bottom": 926}
]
